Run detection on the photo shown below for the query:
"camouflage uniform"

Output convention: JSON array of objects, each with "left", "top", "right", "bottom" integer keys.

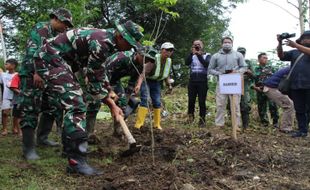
[
  {"left": 19, "top": 21, "right": 59, "bottom": 129},
  {"left": 19, "top": 9, "right": 74, "bottom": 151},
  {"left": 34, "top": 28, "right": 117, "bottom": 134},
  {"left": 254, "top": 64, "right": 279, "bottom": 126},
  {"left": 33, "top": 20, "right": 143, "bottom": 175},
  {"left": 240, "top": 59, "right": 254, "bottom": 128}
]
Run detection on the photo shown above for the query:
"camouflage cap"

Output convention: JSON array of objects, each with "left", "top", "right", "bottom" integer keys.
[
  {"left": 115, "top": 20, "right": 144, "bottom": 50},
  {"left": 50, "top": 8, "right": 74, "bottom": 28},
  {"left": 140, "top": 46, "right": 158, "bottom": 60},
  {"left": 237, "top": 47, "right": 246, "bottom": 53}
]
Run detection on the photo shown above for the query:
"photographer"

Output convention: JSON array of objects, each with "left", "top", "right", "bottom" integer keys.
[
  {"left": 277, "top": 31, "right": 310, "bottom": 137},
  {"left": 185, "top": 40, "right": 211, "bottom": 127}
]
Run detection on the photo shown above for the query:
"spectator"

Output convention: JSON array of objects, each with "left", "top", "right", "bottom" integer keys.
[
  {"left": 253, "top": 53, "right": 279, "bottom": 127},
  {"left": 277, "top": 30, "right": 310, "bottom": 137},
  {"left": 8, "top": 71, "right": 22, "bottom": 136},
  {"left": 185, "top": 40, "right": 211, "bottom": 127},
  {"left": 0, "top": 59, "right": 19, "bottom": 136},
  {"left": 208, "top": 37, "right": 245, "bottom": 128},
  {"left": 256, "top": 67, "right": 294, "bottom": 133}
]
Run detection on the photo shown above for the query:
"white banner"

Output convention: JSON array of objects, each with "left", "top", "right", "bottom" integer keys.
[{"left": 219, "top": 73, "right": 243, "bottom": 95}]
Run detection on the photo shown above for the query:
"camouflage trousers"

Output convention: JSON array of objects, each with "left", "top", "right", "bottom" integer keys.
[
  {"left": 256, "top": 92, "right": 279, "bottom": 126},
  {"left": 19, "top": 76, "right": 43, "bottom": 129},
  {"left": 41, "top": 87, "right": 64, "bottom": 128},
  {"left": 35, "top": 61, "right": 87, "bottom": 135},
  {"left": 84, "top": 93, "right": 101, "bottom": 120},
  {"left": 240, "top": 90, "right": 251, "bottom": 128}
]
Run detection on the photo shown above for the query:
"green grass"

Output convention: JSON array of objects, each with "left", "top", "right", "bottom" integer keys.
[{"left": 0, "top": 133, "right": 97, "bottom": 190}]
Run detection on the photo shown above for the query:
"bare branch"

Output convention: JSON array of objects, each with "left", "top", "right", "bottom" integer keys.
[
  {"left": 153, "top": 11, "right": 164, "bottom": 43},
  {"left": 287, "top": 0, "right": 298, "bottom": 9},
  {"left": 157, "top": 19, "right": 168, "bottom": 39},
  {"left": 149, "top": 14, "right": 157, "bottom": 41},
  {"left": 262, "top": 0, "right": 298, "bottom": 19}
]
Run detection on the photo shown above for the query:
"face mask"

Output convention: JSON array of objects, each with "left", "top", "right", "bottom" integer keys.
[{"left": 222, "top": 43, "right": 232, "bottom": 51}]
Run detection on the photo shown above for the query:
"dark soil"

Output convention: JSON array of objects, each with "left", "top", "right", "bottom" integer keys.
[{"left": 79, "top": 116, "right": 310, "bottom": 190}]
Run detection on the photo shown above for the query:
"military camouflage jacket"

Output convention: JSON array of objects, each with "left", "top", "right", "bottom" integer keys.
[
  {"left": 34, "top": 28, "right": 117, "bottom": 96},
  {"left": 20, "top": 22, "right": 58, "bottom": 76},
  {"left": 105, "top": 50, "right": 142, "bottom": 86},
  {"left": 253, "top": 64, "right": 275, "bottom": 85}
]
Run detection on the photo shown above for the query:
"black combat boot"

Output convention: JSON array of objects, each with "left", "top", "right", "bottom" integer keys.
[
  {"left": 22, "top": 127, "right": 40, "bottom": 160},
  {"left": 64, "top": 131, "right": 102, "bottom": 176},
  {"left": 37, "top": 113, "right": 59, "bottom": 147}
]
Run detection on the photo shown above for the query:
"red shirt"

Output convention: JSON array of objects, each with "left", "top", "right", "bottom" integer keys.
[{"left": 9, "top": 73, "right": 20, "bottom": 89}]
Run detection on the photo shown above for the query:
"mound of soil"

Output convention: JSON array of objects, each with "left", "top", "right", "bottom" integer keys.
[{"left": 85, "top": 119, "right": 310, "bottom": 190}]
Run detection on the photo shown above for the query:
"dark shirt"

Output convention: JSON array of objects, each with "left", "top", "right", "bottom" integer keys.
[
  {"left": 263, "top": 67, "right": 290, "bottom": 88},
  {"left": 186, "top": 53, "right": 211, "bottom": 82},
  {"left": 280, "top": 49, "right": 310, "bottom": 89}
]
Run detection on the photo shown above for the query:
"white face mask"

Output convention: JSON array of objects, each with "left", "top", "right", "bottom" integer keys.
[{"left": 222, "top": 43, "right": 232, "bottom": 51}]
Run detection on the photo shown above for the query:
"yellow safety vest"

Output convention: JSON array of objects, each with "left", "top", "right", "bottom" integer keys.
[{"left": 148, "top": 54, "right": 172, "bottom": 81}]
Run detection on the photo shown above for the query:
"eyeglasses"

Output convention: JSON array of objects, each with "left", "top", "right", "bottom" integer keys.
[{"left": 165, "top": 48, "right": 174, "bottom": 52}]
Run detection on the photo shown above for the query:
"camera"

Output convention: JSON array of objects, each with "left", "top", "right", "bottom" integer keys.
[
  {"left": 225, "top": 70, "right": 233, "bottom": 74},
  {"left": 194, "top": 44, "right": 200, "bottom": 51},
  {"left": 278, "top": 32, "right": 296, "bottom": 40}
]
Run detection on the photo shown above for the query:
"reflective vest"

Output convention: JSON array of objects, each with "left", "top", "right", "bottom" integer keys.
[{"left": 148, "top": 54, "right": 172, "bottom": 81}]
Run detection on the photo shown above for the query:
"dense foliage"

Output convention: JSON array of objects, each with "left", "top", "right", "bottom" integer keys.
[{"left": 0, "top": 0, "right": 245, "bottom": 84}]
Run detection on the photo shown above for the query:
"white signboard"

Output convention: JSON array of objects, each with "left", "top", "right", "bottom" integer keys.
[{"left": 219, "top": 73, "right": 243, "bottom": 95}]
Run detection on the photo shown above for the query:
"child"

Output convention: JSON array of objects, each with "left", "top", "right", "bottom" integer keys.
[
  {"left": 0, "top": 59, "right": 19, "bottom": 135},
  {"left": 8, "top": 71, "right": 22, "bottom": 136}
]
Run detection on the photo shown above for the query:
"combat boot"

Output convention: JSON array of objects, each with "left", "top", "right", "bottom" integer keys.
[
  {"left": 22, "top": 127, "right": 40, "bottom": 160},
  {"left": 37, "top": 113, "right": 59, "bottom": 147},
  {"left": 63, "top": 131, "right": 102, "bottom": 176}
]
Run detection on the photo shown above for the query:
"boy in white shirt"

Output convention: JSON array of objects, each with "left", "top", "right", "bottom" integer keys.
[{"left": 0, "top": 59, "right": 18, "bottom": 135}]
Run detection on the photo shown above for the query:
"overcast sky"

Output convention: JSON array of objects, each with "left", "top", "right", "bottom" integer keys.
[{"left": 228, "top": 0, "right": 305, "bottom": 60}]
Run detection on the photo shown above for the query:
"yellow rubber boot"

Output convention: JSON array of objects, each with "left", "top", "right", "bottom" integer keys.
[
  {"left": 153, "top": 108, "right": 162, "bottom": 130},
  {"left": 134, "top": 106, "right": 148, "bottom": 129}
]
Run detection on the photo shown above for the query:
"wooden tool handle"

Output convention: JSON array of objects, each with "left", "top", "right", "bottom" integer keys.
[{"left": 117, "top": 116, "right": 136, "bottom": 144}]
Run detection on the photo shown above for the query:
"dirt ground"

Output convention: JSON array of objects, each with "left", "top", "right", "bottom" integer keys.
[{"left": 80, "top": 115, "right": 310, "bottom": 190}]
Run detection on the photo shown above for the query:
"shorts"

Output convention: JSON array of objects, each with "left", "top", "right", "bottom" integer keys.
[
  {"left": 12, "top": 104, "right": 22, "bottom": 118},
  {"left": 2, "top": 99, "right": 13, "bottom": 110}
]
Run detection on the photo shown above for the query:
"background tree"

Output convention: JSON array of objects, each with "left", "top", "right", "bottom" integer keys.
[{"left": 1, "top": 0, "right": 246, "bottom": 84}]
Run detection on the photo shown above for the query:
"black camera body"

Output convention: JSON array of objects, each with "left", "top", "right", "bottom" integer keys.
[
  {"left": 279, "top": 32, "right": 296, "bottom": 40},
  {"left": 194, "top": 44, "right": 201, "bottom": 51}
]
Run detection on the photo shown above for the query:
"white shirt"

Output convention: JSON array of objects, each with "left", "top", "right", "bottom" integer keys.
[{"left": 0, "top": 71, "right": 15, "bottom": 100}]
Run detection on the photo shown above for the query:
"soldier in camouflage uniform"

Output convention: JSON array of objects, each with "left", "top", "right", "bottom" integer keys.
[
  {"left": 237, "top": 47, "right": 254, "bottom": 129},
  {"left": 253, "top": 52, "right": 279, "bottom": 127},
  {"left": 19, "top": 8, "right": 74, "bottom": 160},
  {"left": 33, "top": 20, "right": 144, "bottom": 175},
  {"left": 83, "top": 50, "right": 140, "bottom": 141},
  {"left": 105, "top": 49, "right": 156, "bottom": 136}
]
